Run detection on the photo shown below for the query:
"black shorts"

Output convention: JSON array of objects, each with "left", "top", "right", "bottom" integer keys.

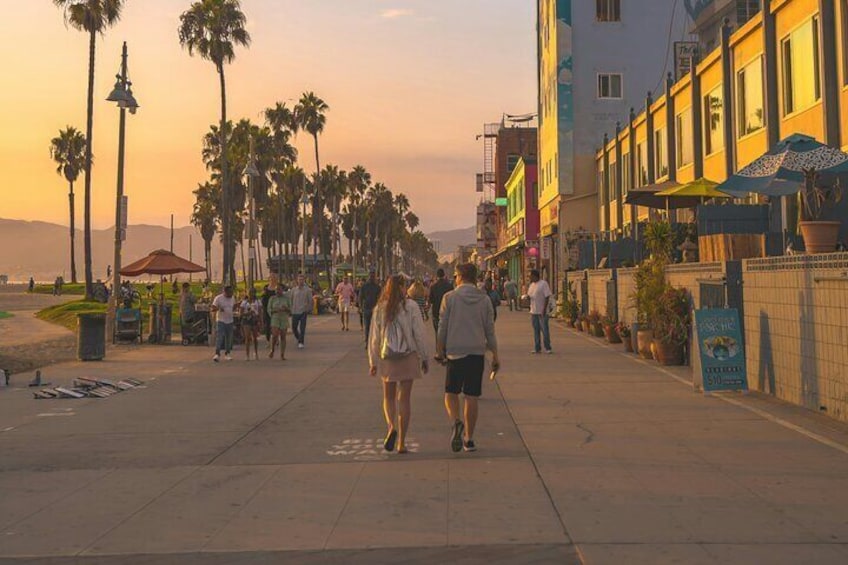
[{"left": 445, "top": 355, "right": 485, "bottom": 397}]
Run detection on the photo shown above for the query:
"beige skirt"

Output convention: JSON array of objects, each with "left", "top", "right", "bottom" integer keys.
[{"left": 379, "top": 352, "right": 422, "bottom": 382}]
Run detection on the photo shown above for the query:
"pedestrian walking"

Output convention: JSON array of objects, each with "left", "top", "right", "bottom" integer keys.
[
  {"left": 504, "top": 275, "right": 519, "bottom": 311},
  {"left": 260, "top": 284, "right": 274, "bottom": 343},
  {"left": 436, "top": 263, "right": 499, "bottom": 453},
  {"left": 211, "top": 285, "right": 236, "bottom": 362},
  {"left": 267, "top": 284, "right": 292, "bottom": 360},
  {"left": 28, "top": 277, "right": 34, "bottom": 293},
  {"left": 407, "top": 278, "right": 429, "bottom": 321},
  {"left": 335, "top": 275, "right": 355, "bottom": 331},
  {"left": 526, "top": 269, "right": 553, "bottom": 354},
  {"left": 484, "top": 278, "right": 501, "bottom": 322},
  {"left": 359, "top": 270, "right": 382, "bottom": 344},
  {"left": 428, "top": 268, "right": 453, "bottom": 335},
  {"left": 240, "top": 288, "right": 262, "bottom": 360},
  {"left": 368, "top": 274, "right": 429, "bottom": 454},
  {"left": 290, "top": 274, "right": 312, "bottom": 349}
]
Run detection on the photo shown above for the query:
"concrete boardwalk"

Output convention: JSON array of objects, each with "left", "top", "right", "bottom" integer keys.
[{"left": 1, "top": 309, "right": 848, "bottom": 564}]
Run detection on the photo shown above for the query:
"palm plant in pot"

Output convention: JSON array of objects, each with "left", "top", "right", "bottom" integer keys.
[
  {"left": 563, "top": 282, "right": 579, "bottom": 327},
  {"left": 616, "top": 322, "right": 632, "bottom": 352},
  {"left": 632, "top": 221, "right": 673, "bottom": 359},
  {"left": 602, "top": 311, "right": 621, "bottom": 343},
  {"left": 799, "top": 168, "right": 843, "bottom": 254},
  {"left": 651, "top": 286, "right": 690, "bottom": 366},
  {"left": 587, "top": 310, "right": 603, "bottom": 337}
]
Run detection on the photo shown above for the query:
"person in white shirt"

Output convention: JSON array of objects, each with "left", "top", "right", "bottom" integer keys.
[
  {"left": 335, "top": 275, "right": 356, "bottom": 331},
  {"left": 526, "top": 269, "right": 552, "bottom": 354},
  {"left": 211, "top": 285, "right": 236, "bottom": 362}
]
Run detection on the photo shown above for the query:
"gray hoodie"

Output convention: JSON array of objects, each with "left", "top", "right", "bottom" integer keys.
[{"left": 437, "top": 284, "right": 498, "bottom": 357}]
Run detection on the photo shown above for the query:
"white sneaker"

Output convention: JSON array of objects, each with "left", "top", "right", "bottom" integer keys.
[
  {"left": 212, "top": 354, "right": 220, "bottom": 362},
  {"left": 298, "top": 343, "right": 304, "bottom": 349},
  {"left": 224, "top": 354, "right": 232, "bottom": 361}
]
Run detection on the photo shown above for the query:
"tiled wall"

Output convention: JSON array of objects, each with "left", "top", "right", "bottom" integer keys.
[
  {"left": 743, "top": 253, "right": 848, "bottom": 422},
  {"left": 616, "top": 268, "right": 637, "bottom": 324},
  {"left": 665, "top": 263, "right": 725, "bottom": 309},
  {"left": 587, "top": 269, "right": 613, "bottom": 317}
]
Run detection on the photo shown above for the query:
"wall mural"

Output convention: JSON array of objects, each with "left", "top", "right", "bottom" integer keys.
[{"left": 556, "top": 0, "right": 574, "bottom": 195}]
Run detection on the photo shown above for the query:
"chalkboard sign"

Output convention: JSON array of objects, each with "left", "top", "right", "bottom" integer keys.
[{"left": 694, "top": 308, "right": 748, "bottom": 392}]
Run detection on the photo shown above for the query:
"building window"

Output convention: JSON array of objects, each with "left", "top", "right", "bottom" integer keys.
[
  {"left": 598, "top": 73, "right": 623, "bottom": 99},
  {"left": 736, "top": 0, "right": 761, "bottom": 26},
  {"left": 704, "top": 85, "right": 724, "bottom": 155},
  {"left": 636, "top": 141, "right": 648, "bottom": 186},
  {"left": 781, "top": 16, "right": 821, "bottom": 116},
  {"left": 596, "top": 0, "right": 621, "bottom": 22},
  {"left": 507, "top": 154, "right": 520, "bottom": 174},
  {"left": 737, "top": 57, "right": 765, "bottom": 136},
  {"left": 675, "top": 110, "right": 693, "bottom": 166},
  {"left": 621, "top": 152, "right": 631, "bottom": 196},
  {"left": 654, "top": 127, "right": 668, "bottom": 178}
]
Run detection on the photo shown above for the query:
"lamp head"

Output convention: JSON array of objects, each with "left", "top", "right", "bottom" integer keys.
[
  {"left": 106, "top": 75, "right": 128, "bottom": 103},
  {"left": 120, "top": 83, "right": 139, "bottom": 110}
]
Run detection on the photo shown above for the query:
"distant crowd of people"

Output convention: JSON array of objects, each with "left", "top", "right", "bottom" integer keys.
[{"left": 178, "top": 265, "right": 554, "bottom": 455}]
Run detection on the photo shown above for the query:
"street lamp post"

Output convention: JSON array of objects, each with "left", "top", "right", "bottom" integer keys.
[
  {"left": 243, "top": 138, "right": 260, "bottom": 291},
  {"left": 106, "top": 41, "right": 139, "bottom": 340}
]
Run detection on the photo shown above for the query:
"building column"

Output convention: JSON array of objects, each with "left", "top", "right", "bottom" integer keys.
[
  {"left": 763, "top": 0, "right": 785, "bottom": 242},
  {"left": 602, "top": 133, "right": 611, "bottom": 233},
  {"left": 819, "top": 0, "right": 841, "bottom": 146},
  {"left": 721, "top": 18, "right": 735, "bottom": 178},
  {"left": 628, "top": 107, "right": 639, "bottom": 260},
  {"left": 615, "top": 122, "right": 623, "bottom": 235},
  {"left": 691, "top": 48, "right": 704, "bottom": 179},
  {"left": 665, "top": 73, "right": 677, "bottom": 184},
  {"left": 646, "top": 92, "right": 656, "bottom": 185}
]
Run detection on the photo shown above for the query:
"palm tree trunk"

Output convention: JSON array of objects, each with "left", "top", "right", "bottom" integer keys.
[
  {"left": 82, "top": 29, "right": 96, "bottom": 300},
  {"left": 312, "top": 134, "right": 321, "bottom": 277},
  {"left": 68, "top": 182, "right": 77, "bottom": 284},
  {"left": 218, "top": 63, "right": 230, "bottom": 285},
  {"left": 205, "top": 238, "right": 212, "bottom": 282}
]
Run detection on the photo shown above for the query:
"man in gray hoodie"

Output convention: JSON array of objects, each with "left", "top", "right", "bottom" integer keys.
[{"left": 436, "top": 263, "right": 500, "bottom": 453}]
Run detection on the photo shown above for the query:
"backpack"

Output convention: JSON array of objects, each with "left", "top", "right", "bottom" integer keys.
[{"left": 380, "top": 309, "right": 411, "bottom": 360}]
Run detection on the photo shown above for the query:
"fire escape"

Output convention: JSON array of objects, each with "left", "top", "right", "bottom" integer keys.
[{"left": 476, "top": 122, "right": 499, "bottom": 203}]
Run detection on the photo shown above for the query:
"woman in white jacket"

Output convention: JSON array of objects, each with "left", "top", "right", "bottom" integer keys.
[{"left": 369, "top": 274, "right": 430, "bottom": 454}]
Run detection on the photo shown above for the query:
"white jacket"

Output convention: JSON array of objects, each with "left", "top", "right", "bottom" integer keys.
[{"left": 368, "top": 299, "right": 429, "bottom": 367}]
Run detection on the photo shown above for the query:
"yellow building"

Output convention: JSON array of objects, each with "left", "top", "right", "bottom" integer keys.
[{"left": 597, "top": 0, "right": 848, "bottom": 234}]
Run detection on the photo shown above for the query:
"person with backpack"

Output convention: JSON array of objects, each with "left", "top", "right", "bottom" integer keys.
[{"left": 368, "top": 274, "right": 430, "bottom": 454}]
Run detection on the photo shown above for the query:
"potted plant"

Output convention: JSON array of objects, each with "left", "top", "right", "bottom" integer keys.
[
  {"left": 651, "top": 286, "right": 690, "bottom": 366},
  {"left": 799, "top": 168, "right": 843, "bottom": 254},
  {"left": 577, "top": 313, "right": 588, "bottom": 332},
  {"left": 587, "top": 309, "right": 603, "bottom": 337},
  {"left": 602, "top": 312, "right": 621, "bottom": 343},
  {"left": 616, "top": 322, "right": 633, "bottom": 352},
  {"left": 563, "top": 282, "right": 579, "bottom": 327}
]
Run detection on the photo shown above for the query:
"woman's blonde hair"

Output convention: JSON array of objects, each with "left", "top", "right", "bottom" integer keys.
[{"left": 379, "top": 274, "right": 407, "bottom": 322}]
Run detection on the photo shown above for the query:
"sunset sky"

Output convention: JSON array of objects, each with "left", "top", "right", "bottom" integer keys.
[{"left": 0, "top": 1, "right": 536, "bottom": 234}]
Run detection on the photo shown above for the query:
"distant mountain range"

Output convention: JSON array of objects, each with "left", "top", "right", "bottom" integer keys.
[
  {"left": 0, "top": 218, "right": 216, "bottom": 283},
  {"left": 0, "top": 218, "right": 475, "bottom": 282}
]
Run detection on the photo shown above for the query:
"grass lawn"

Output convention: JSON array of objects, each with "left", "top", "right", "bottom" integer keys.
[
  {"left": 36, "top": 300, "right": 107, "bottom": 332},
  {"left": 0, "top": 311, "right": 13, "bottom": 320}
]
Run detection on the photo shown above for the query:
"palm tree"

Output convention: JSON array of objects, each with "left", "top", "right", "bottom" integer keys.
[
  {"left": 49, "top": 126, "right": 87, "bottom": 284},
  {"left": 179, "top": 0, "right": 251, "bottom": 284},
  {"left": 294, "top": 92, "right": 329, "bottom": 264},
  {"left": 346, "top": 165, "right": 370, "bottom": 275},
  {"left": 53, "top": 0, "right": 124, "bottom": 299},
  {"left": 191, "top": 182, "right": 218, "bottom": 281}
]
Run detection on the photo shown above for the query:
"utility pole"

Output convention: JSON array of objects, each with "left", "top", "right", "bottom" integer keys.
[{"left": 243, "top": 137, "right": 259, "bottom": 291}]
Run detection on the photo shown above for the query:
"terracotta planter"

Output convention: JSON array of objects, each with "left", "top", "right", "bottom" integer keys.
[
  {"left": 630, "top": 322, "right": 640, "bottom": 353},
  {"left": 652, "top": 338, "right": 685, "bottom": 366},
  {"left": 623, "top": 338, "right": 634, "bottom": 353},
  {"left": 636, "top": 329, "right": 654, "bottom": 359},
  {"left": 800, "top": 220, "right": 841, "bottom": 254},
  {"left": 604, "top": 324, "right": 622, "bottom": 343},
  {"left": 581, "top": 320, "right": 590, "bottom": 333}
]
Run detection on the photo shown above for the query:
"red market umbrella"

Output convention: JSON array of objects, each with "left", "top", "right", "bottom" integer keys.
[
  {"left": 121, "top": 249, "right": 205, "bottom": 304},
  {"left": 121, "top": 249, "right": 205, "bottom": 277}
]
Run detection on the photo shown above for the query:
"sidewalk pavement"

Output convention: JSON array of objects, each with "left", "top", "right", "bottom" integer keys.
[{"left": 1, "top": 308, "right": 847, "bottom": 564}]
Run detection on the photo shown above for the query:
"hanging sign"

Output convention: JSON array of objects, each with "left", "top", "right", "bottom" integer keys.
[{"left": 694, "top": 308, "right": 748, "bottom": 392}]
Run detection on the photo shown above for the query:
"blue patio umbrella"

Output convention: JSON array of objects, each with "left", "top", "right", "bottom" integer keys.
[{"left": 718, "top": 134, "right": 848, "bottom": 198}]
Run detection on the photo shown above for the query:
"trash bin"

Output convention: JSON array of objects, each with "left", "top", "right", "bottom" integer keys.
[
  {"left": 148, "top": 302, "right": 160, "bottom": 343},
  {"left": 77, "top": 313, "right": 106, "bottom": 361}
]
